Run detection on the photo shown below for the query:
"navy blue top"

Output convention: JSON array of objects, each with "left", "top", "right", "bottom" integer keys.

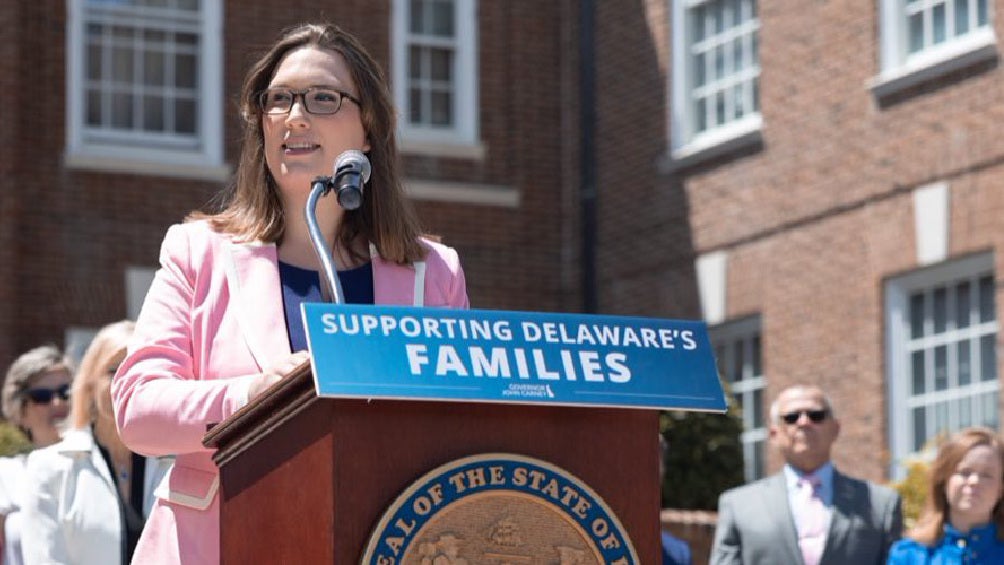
[{"left": 278, "top": 260, "right": 374, "bottom": 351}]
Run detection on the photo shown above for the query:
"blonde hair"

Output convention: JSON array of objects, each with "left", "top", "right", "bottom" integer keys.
[
  {"left": 69, "top": 320, "right": 135, "bottom": 429},
  {"left": 907, "top": 427, "right": 1004, "bottom": 545},
  {"left": 2, "top": 345, "right": 71, "bottom": 427}
]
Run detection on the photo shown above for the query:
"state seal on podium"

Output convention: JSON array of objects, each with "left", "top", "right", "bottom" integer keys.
[{"left": 363, "top": 453, "right": 638, "bottom": 564}]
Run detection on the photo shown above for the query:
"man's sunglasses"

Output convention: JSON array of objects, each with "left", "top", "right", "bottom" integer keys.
[
  {"left": 781, "top": 409, "right": 828, "bottom": 425},
  {"left": 24, "top": 383, "right": 71, "bottom": 404}
]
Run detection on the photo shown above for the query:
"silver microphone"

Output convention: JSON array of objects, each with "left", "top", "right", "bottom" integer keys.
[{"left": 333, "top": 150, "right": 371, "bottom": 210}]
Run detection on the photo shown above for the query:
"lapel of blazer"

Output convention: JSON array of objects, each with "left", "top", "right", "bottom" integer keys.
[
  {"left": 371, "top": 244, "right": 423, "bottom": 306},
  {"left": 765, "top": 472, "right": 804, "bottom": 563},
  {"left": 224, "top": 239, "right": 290, "bottom": 369}
]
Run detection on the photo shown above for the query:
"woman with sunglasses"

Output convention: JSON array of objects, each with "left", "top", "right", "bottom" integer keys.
[
  {"left": 0, "top": 345, "right": 72, "bottom": 565},
  {"left": 21, "top": 321, "right": 172, "bottom": 565},
  {"left": 887, "top": 427, "right": 1004, "bottom": 564},
  {"left": 111, "top": 22, "right": 469, "bottom": 565}
]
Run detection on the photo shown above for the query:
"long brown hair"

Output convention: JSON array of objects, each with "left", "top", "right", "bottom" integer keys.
[
  {"left": 907, "top": 427, "right": 1004, "bottom": 545},
  {"left": 194, "top": 23, "right": 425, "bottom": 264}
]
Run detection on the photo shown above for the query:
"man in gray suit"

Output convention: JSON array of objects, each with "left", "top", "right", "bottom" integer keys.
[{"left": 710, "top": 384, "right": 902, "bottom": 565}]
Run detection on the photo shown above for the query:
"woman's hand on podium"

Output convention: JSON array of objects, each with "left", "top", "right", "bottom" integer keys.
[{"left": 248, "top": 350, "right": 311, "bottom": 401}]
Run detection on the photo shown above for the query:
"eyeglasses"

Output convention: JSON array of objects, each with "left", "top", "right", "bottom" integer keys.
[
  {"left": 259, "top": 87, "right": 361, "bottom": 115},
  {"left": 24, "top": 383, "right": 71, "bottom": 405},
  {"left": 781, "top": 409, "right": 829, "bottom": 425}
]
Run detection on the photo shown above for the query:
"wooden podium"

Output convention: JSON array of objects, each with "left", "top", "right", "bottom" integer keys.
[{"left": 204, "top": 362, "right": 661, "bottom": 563}]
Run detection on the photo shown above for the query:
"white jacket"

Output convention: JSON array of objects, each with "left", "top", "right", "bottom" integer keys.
[{"left": 20, "top": 428, "right": 172, "bottom": 565}]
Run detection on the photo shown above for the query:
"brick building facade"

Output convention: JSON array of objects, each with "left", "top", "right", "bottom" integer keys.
[
  {"left": 0, "top": 1, "right": 598, "bottom": 369},
  {"left": 629, "top": 0, "right": 1004, "bottom": 487}
]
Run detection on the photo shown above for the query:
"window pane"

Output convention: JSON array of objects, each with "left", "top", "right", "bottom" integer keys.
[
  {"left": 87, "top": 44, "right": 102, "bottom": 81},
  {"left": 175, "top": 98, "right": 195, "bottom": 134},
  {"left": 731, "top": 342, "right": 744, "bottom": 382},
  {"left": 144, "top": 51, "right": 165, "bottom": 86},
  {"left": 933, "top": 4, "right": 947, "bottom": 44},
  {"left": 696, "top": 97, "right": 707, "bottom": 132},
  {"left": 430, "top": 48, "right": 452, "bottom": 81},
  {"left": 430, "top": 90, "right": 451, "bottom": 126},
  {"left": 934, "top": 345, "right": 948, "bottom": 391},
  {"left": 955, "top": 0, "right": 970, "bottom": 36},
  {"left": 958, "top": 340, "right": 971, "bottom": 386},
  {"left": 177, "top": 0, "right": 199, "bottom": 10},
  {"left": 979, "top": 275, "right": 994, "bottom": 322},
  {"left": 913, "top": 407, "right": 926, "bottom": 451},
  {"left": 978, "top": 0, "right": 989, "bottom": 26},
  {"left": 983, "top": 391, "right": 998, "bottom": 428},
  {"left": 410, "top": 0, "right": 426, "bottom": 34},
  {"left": 934, "top": 400, "right": 949, "bottom": 436},
  {"left": 112, "top": 47, "right": 134, "bottom": 83},
  {"left": 909, "top": 13, "right": 924, "bottom": 53},
  {"left": 752, "top": 334, "right": 761, "bottom": 375},
  {"left": 143, "top": 95, "right": 164, "bottom": 131},
  {"left": 933, "top": 286, "right": 947, "bottom": 333},
  {"left": 752, "top": 388, "right": 763, "bottom": 427},
  {"left": 431, "top": 0, "right": 454, "bottom": 36},
  {"left": 409, "top": 46, "right": 424, "bottom": 80},
  {"left": 409, "top": 88, "right": 423, "bottom": 123},
  {"left": 693, "top": 5, "right": 706, "bottom": 42},
  {"left": 980, "top": 333, "right": 996, "bottom": 381},
  {"left": 176, "top": 32, "right": 198, "bottom": 48},
  {"left": 112, "top": 92, "right": 133, "bottom": 128},
  {"left": 715, "top": 91, "right": 726, "bottom": 126},
  {"left": 957, "top": 281, "right": 971, "bottom": 329},
  {"left": 714, "top": 44, "right": 725, "bottom": 80},
  {"left": 910, "top": 292, "right": 925, "bottom": 338},
  {"left": 176, "top": 53, "right": 196, "bottom": 89},
  {"left": 912, "top": 350, "right": 926, "bottom": 394},
  {"left": 959, "top": 396, "right": 972, "bottom": 427},
  {"left": 695, "top": 52, "right": 707, "bottom": 87},
  {"left": 733, "top": 84, "right": 745, "bottom": 119},
  {"left": 86, "top": 89, "right": 102, "bottom": 126}
]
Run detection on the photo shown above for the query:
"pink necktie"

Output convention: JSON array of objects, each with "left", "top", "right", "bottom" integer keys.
[{"left": 795, "top": 475, "right": 827, "bottom": 565}]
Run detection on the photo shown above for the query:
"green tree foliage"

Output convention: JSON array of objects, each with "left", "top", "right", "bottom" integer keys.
[
  {"left": 660, "top": 392, "right": 745, "bottom": 510},
  {"left": 0, "top": 421, "right": 32, "bottom": 457}
]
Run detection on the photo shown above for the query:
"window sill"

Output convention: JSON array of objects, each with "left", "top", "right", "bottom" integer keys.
[
  {"left": 64, "top": 146, "right": 231, "bottom": 182},
  {"left": 664, "top": 115, "right": 763, "bottom": 172},
  {"left": 404, "top": 179, "right": 519, "bottom": 208},
  {"left": 869, "top": 30, "right": 998, "bottom": 100},
  {"left": 399, "top": 138, "right": 486, "bottom": 160}
]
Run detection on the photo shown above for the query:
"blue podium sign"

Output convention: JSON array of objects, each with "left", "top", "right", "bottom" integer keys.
[{"left": 302, "top": 304, "right": 726, "bottom": 412}]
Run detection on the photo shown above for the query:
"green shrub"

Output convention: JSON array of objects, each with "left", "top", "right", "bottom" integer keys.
[{"left": 0, "top": 422, "right": 32, "bottom": 457}]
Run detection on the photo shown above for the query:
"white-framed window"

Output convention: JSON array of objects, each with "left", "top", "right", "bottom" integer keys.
[
  {"left": 712, "top": 316, "right": 766, "bottom": 482},
  {"left": 886, "top": 253, "right": 998, "bottom": 478},
  {"left": 392, "top": 0, "right": 481, "bottom": 157},
  {"left": 65, "top": 0, "right": 227, "bottom": 180},
  {"left": 874, "top": 0, "right": 996, "bottom": 97},
  {"left": 670, "top": 0, "right": 761, "bottom": 162}
]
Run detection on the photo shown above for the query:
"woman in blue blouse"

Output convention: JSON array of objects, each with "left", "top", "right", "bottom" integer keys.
[{"left": 888, "top": 427, "right": 1004, "bottom": 564}]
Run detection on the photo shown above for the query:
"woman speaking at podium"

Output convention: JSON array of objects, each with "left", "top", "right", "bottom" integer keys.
[{"left": 112, "top": 22, "right": 469, "bottom": 564}]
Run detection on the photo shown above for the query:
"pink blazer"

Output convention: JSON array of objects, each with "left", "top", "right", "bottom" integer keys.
[{"left": 111, "top": 220, "right": 469, "bottom": 564}]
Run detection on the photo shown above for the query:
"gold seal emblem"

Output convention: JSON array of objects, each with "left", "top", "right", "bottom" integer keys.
[{"left": 363, "top": 453, "right": 638, "bottom": 564}]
